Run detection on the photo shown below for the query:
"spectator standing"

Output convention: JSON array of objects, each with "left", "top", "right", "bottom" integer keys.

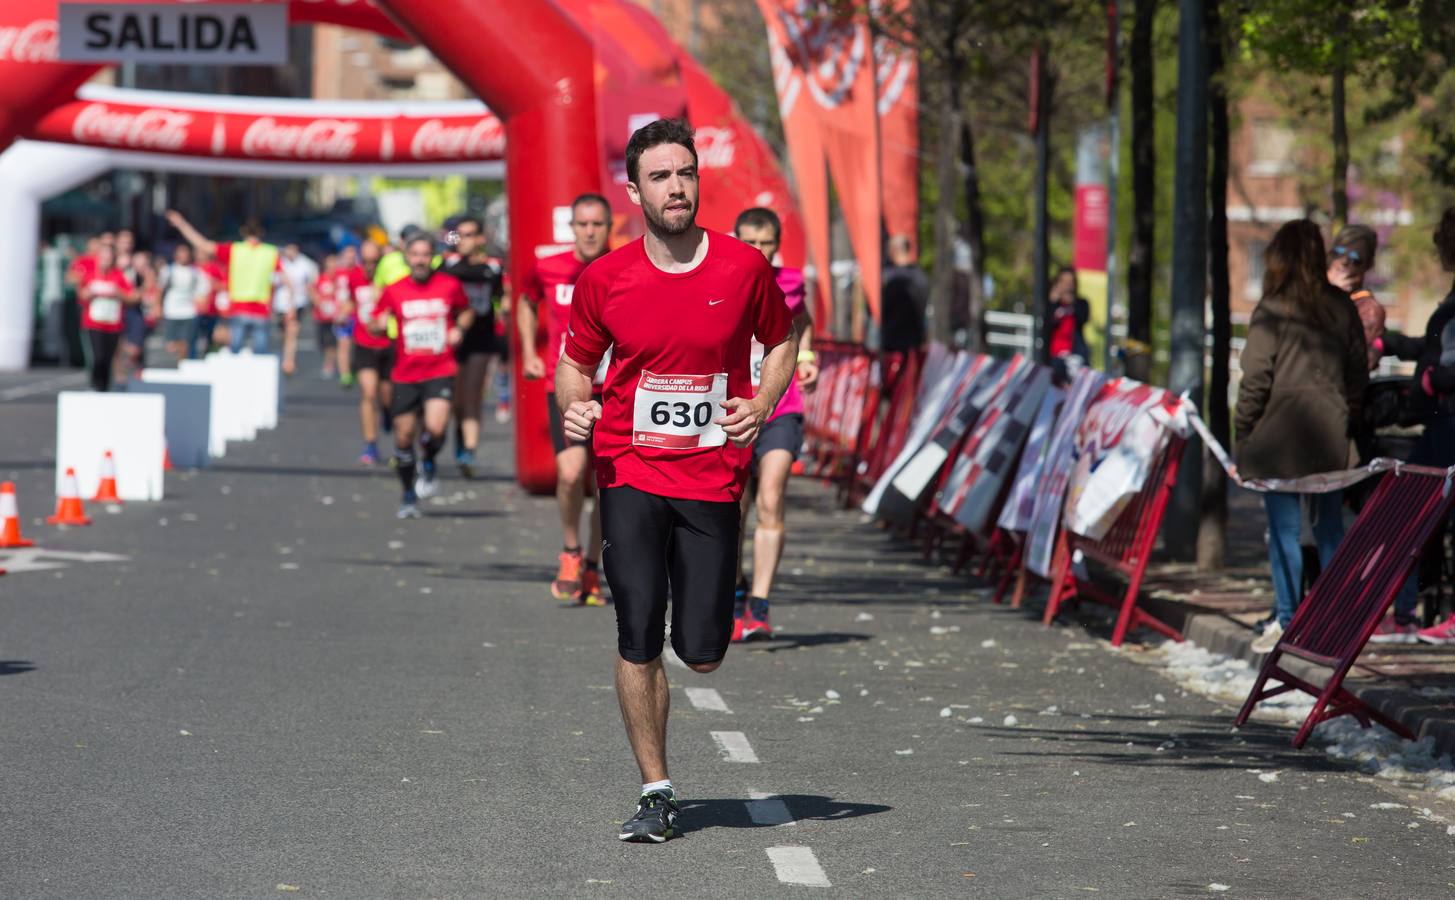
[
  {"left": 880, "top": 235, "right": 928, "bottom": 354},
  {"left": 279, "top": 243, "right": 319, "bottom": 376},
  {"left": 166, "top": 210, "right": 283, "bottom": 354},
  {"left": 1237, "top": 220, "right": 1367, "bottom": 654},
  {"left": 1046, "top": 265, "right": 1091, "bottom": 383}
]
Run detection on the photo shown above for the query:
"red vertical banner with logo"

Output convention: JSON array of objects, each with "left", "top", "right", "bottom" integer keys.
[
  {"left": 1073, "top": 124, "right": 1110, "bottom": 365},
  {"left": 875, "top": 0, "right": 918, "bottom": 255},
  {"left": 758, "top": 0, "right": 834, "bottom": 333},
  {"left": 764, "top": 0, "right": 883, "bottom": 323}
]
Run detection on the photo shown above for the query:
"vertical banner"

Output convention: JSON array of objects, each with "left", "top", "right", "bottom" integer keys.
[
  {"left": 759, "top": 0, "right": 883, "bottom": 324},
  {"left": 996, "top": 385, "right": 1067, "bottom": 534},
  {"left": 758, "top": 0, "right": 833, "bottom": 332},
  {"left": 861, "top": 350, "right": 978, "bottom": 515},
  {"left": 1024, "top": 369, "right": 1106, "bottom": 576},
  {"left": 874, "top": 0, "right": 918, "bottom": 255},
  {"left": 1073, "top": 124, "right": 1110, "bottom": 367}
]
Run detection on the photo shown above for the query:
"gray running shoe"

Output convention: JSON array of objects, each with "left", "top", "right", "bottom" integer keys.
[{"left": 619, "top": 789, "right": 679, "bottom": 843}]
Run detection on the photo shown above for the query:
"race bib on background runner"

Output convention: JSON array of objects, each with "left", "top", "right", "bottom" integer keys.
[
  {"left": 89, "top": 297, "right": 121, "bottom": 325},
  {"left": 750, "top": 339, "right": 765, "bottom": 389},
  {"left": 403, "top": 317, "right": 447, "bottom": 354},
  {"left": 632, "top": 371, "right": 728, "bottom": 450}
]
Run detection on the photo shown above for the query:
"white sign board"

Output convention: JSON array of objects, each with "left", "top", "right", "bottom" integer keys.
[
  {"left": 56, "top": 391, "right": 165, "bottom": 501},
  {"left": 176, "top": 360, "right": 256, "bottom": 443},
  {"left": 59, "top": 3, "right": 289, "bottom": 64}
]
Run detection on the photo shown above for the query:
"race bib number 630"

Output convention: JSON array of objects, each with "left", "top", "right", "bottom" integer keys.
[{"left": 633, "top": 371, "right": 728, "bottom": 450}]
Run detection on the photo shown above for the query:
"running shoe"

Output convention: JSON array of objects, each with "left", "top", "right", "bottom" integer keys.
[
  {"left": 494, "top": 401, "right": 511, "bottom": 424},
  {"left": 456, "top": 449, "right": 476, "bottom": 480},
  {"left": 1250, "top": 621, "right": 1282, "bottom": 655},
  {"left": 740, "top": 596, "right": 773, "bottom": 641},
  {"left": 1417, "top": 614, "right": 1455, "bottom": 645},
  {"left": 359, "top": 443, "right": 381, "bottom": 466},
  {"left": 1369, "top": 612, "right": 1420, "bottom": 645},
  {"left": 580, "top": 566, "right": 608, "bottom": 607},
  {"left": 730, "top": 583, "right": 749, "bottom": 642},
  {"left": 415, "top": 462, "right": 439, "bottom": 500},
  {"left": 618, "top": 789, "right": 679, "bottom": 843},
  {"left": 339, "top": 372, "right": 355, "bottom": 388},
  {"left": 552, "top": 550, "right": 583, "bottom": 602},
  {"left": 397, "top": 490, "right": 421, "bottom": 520}
]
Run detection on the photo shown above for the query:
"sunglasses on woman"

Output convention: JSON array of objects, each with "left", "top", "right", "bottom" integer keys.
[{"left": 1332, "top": 244, "right": 1363, "bottom": 264}]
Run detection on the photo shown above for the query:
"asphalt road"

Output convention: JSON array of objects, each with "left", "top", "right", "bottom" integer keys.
[{"left": 1, "top": 361, "right": 1453, "bottom": 898}]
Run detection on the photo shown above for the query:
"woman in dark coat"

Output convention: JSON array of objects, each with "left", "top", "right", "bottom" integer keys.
[{"left": 1235, "top": 219, "right": 1367, "bottom": 652}]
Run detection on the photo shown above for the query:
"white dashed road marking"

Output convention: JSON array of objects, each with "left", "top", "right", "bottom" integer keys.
[
  {"left": 765, "top": 846, "right": 830, "bottom": 887},
  {"left": 709, "top": 730, "right": 759, "bottom": 763},
  {"left": 746, "top": 791, "right": 794, "bottom": 826},
  {"left": 685, "top": 687, "right": 730, "bottom": 712}
]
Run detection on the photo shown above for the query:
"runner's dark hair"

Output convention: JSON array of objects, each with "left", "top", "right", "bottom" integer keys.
[
  {"left": 625, "top": 118, "right": 697, "bottom": 185},
  {"left": 571, "top": 193, "right": 613, "bottom": 222},
  {"left": 733, "top": 207, "right": 781, "bottom": 241},
  {"left": 405, "top": 234, "right": 435, "bottom": 253},
  {"left": 456, "top": 215, "right": 483, "bottom": 232}
]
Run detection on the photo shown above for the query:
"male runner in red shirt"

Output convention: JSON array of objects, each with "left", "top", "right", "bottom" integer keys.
[
  {"left": 518, "top": 193, "right": 613, "bottom": 606},
  {"left": 558, "top": 119, "right": 796, "bottom": 843},
  {"left": 349, "top": 242, "right": 392, "bottom": 465},
  {"left": 369, "top": 236, "right": 472, "bottom": 519}
]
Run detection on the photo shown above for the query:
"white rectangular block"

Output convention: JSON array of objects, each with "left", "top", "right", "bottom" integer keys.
[
  {"left": 177, "top": 360, "right": 256, "bottom": 442},
  {"left": 137, "top": 372, "right": 225, "bottom": 459},
  {"left": 202, "top": 351, "right": 280, "bottom": 430},
  {"left": 56, "top": 391, "right": 166, "bottom": 501}
]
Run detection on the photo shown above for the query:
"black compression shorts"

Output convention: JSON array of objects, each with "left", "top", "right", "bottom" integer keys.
[
  {"left": 352, "top": 344, "right": 393, "bottom": 379},
  {"left": 391, "top": 376, "right": 454, "bottom": 417},
  {"left": 600, "top": 484, "right": 741, "bottom": 665}
]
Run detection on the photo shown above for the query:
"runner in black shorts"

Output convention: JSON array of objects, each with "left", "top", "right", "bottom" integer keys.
[
  {"left": 348, "top": 241, "right": 393, "bottom": 465},
  {"left": 367, "top": 236, "right": 472, "bottom": 518},
  {"left": 556, "top": 119, "right": 796, "bottom": 843},
  {"left": 443, "top": 216, "right": 504, "bottom": 478}
]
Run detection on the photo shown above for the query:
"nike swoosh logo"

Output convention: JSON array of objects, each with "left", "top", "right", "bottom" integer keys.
[{"left": 708, "top": 298, "right": 726, "bottom": 306}]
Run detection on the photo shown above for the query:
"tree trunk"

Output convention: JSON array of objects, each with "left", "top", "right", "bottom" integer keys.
[
  {"left": 1032, "top": 47, "right": 1052, "bottom": 363},
  {"left": 1331, "top": 55, "right": 1348, "bottom": 228},
  {"left": 1126, "top": 0, "right": 1156, "bottom": 382},
  {"left": 961, "top": 114, "right": 987, "bottom": 352},
  {"left": 1199, "top": 0, "right": 1230, "bottom": 572},
  {"left": 930, "top": 60, "right": 961, "bottom": 345}
]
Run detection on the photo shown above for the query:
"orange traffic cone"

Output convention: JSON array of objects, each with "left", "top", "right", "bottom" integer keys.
[
  {"left": 48, "top": 468, "right": 92, "bottom": 526},
  {"left": 0, "top": 481, "right": 34, "bottom": 547},
  {"left": 93, "top": 451, "right": 122, "bottom": 503},
  {"left": 163, "top": 440, "right": 174, "bottom": 472}
]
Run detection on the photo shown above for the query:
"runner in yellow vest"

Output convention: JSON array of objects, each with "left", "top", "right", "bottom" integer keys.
[{"left": 166, "top": 210, "right": 284, "bottom": 354}]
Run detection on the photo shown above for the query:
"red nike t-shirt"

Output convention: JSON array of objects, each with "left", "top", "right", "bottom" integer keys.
[
  {"left": 519, "top": 249, "right": 589, "bottom": 384},
  {"left": 372, "top": 271, "right": 469, "bottom": 383},
  {"left": 564, "top": 232, "right": 792, "bottom": 503},
  {"left": 348, "top": 266, "right": 390, "bottom": 350},
  {"left": 79, "top": 268, "right": 133, "bottom": 333}
]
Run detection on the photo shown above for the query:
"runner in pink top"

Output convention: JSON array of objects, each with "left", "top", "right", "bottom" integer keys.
[{"left": 731, "top": 207, "right": 820, "bottom": 640}]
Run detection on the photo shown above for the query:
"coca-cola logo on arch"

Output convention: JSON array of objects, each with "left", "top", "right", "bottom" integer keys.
[
  {"left": 71, "top": 103, "right": 192, "bottom": 152},
  {"left": 0, "top": 19, "right": 58, "bottom": 63},
  {"left": 694, "top": 126, "right": 735, "bottom": 169},
  {"left": 408, "top": 117, "right": 503, "bottom": 161},
  {"left": 241, "top": 117, "right": 359, "bottom": 160},
  {"left": 774, "top": 1, "right": 867, "bottom": 110}
]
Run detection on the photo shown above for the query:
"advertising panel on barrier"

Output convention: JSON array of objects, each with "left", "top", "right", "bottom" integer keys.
[
  {"left": 861, "top": 351, "right": 977, "bottom": 516},
  {"left": 997, "top": 384, "right": 1065, "bottom": 534},
  {"left": 938, "top": 364, "right": 1053, "bottom": 534},
  {"left": 886, "top": 354, "right": 1008, "bottom": 508},
  {"left": 1024, "top": 369, "right": 1105, "bottom": 577},
  {"left": 1062, "top": 376, "right": 1190, "bottom": 541}
]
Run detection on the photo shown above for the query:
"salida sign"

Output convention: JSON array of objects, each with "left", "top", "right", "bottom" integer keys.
[{"left": 58, "top": 3, "right": 287, "bottom": 64}]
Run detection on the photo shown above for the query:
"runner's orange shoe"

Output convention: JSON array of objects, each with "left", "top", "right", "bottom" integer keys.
[
  {"left": 580, "top": 565, "right": 609, "bottom": 607},
  {"left": 551, "top": 550, "right": 583, "bottom": 602}
]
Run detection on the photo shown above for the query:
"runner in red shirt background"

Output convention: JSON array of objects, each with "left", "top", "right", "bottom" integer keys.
[
  {"left": 311, "top": 253, "right": 344, "bottom": 380},
  {"left": 557, "top": 118, "right": 796, "bottom": 843},
  {"left": 369, "top": 235, "right": 472, "bottom": 519},
  {"left": 348, "top": 241, "right": 392, "bottom": 465},
  {"left": 517, "top": 193, "right": 613, "bottom": 606},
  {"left": 77, "top": 242, "right": 138, "bottom": 392},
  {"left": 730, "top": 206, "right": 821, "bottom": 642}
]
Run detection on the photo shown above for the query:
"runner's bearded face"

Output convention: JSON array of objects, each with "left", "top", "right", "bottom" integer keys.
[
  {"left": 406, "top": 240, "right": 434, "bottom": 283},
  {"left": 735, "top": 223, "right": 779, "bottom": 264},
  {"left": 570, "top": 203, "right": 611, "bottom": 261},
  {"left": 630, "top": 144, "right": 698, "bottom": 237}
]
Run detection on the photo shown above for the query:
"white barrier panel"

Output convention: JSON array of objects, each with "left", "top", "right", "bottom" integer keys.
[
  {"left": 177, "top": 360, "right": 257, "bottom": 442},
  {"left": 126, "top": 379, "right": 214, "bottom": 468},
  {"left": 139, "top": 370, "right": 227, "bottom": 458},
  {"left": 56, "top": 391, "right": 166, "bottom": 501},
  {"left": 188, "top": 352, "right": 280, "bottom": 431}
]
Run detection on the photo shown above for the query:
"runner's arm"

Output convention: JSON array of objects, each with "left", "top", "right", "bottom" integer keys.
[
  {"left": 517, "top": 294, "right": 544, "bottom": 378},
  {"left": 719, "top": 328, "right": 796, "bottom": 447},
  {"left": 555, "top": 355, "right": 600, "bottom": 442},
  {"left": 164, "top": 210, "right": 217, "bottom": 256},
  {"left": 793, "top": 310, "right": 818, "bottom": 392}
]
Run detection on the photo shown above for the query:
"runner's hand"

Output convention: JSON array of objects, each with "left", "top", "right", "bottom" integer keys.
[
  {"left": 797, "top": 361, "right": 820, "bottom": 394},
  {"left": 563, "top": 399, "right": 602, "bottom": 442},
  {"left": 717, "top": 397, "right": 769, "bottom": 448},
  {"left": 523, "top": 355, "right": 546, "bottom": 380},
  {"left": 448, "top": 325, "right": 463, "bottom": 348}
]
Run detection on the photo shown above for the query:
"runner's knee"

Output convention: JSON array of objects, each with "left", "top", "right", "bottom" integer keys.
[{"left": 687, "top": 659, "right": 722, "bottom": 674}]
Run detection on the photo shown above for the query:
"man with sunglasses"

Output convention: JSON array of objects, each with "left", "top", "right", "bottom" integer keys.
[{"left": 443, "top": 215, "right": 505, "bottom": 478}]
